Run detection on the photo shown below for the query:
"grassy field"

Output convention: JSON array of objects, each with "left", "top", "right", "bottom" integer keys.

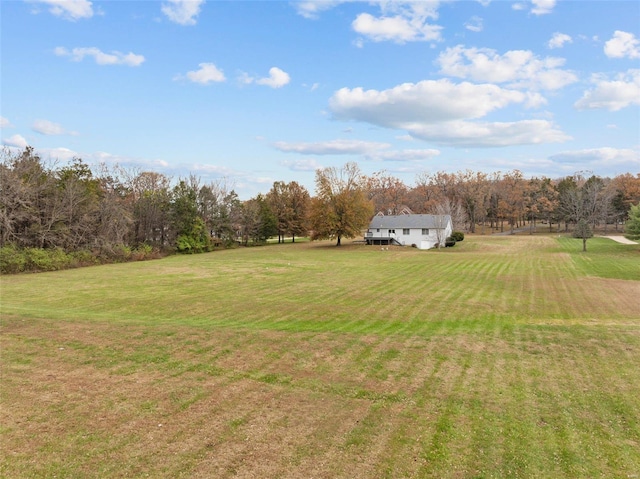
[{"left": 1, "top": 235, "right": 639, "bottom": 478}]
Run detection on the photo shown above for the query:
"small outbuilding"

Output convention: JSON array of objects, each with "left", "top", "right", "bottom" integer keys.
[{"left": 365, "top": 213, "right": 453, "bottom": 250}]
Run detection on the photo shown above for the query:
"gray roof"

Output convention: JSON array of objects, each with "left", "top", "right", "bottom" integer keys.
[{"left": 368, "top": 214, "right": 452, "bottom": 229}]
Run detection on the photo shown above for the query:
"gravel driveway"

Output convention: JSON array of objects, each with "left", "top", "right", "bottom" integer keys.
[{"left": 602, "top": 236, "right": 639, "bottom": 245}]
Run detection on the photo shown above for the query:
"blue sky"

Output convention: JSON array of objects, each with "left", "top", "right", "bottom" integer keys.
[{"left": 2, "top": 0, "right": 639, "bottom": 198}]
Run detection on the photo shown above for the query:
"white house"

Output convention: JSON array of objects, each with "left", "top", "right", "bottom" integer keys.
[{"left": 365, "top": 213, "right": 453, "bottom": 250}]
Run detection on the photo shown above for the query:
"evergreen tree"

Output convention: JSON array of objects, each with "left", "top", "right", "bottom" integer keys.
[{"left": 624, "top": 203, "right": 640, "bottom": 241}]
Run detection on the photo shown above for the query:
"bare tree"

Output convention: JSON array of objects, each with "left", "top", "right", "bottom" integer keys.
[
  {"left": 95, "top": 163, "right": 134, "bottom": 251},
  {"left": 434, "top": 196, "right": 467, "bottom": 233},
  {"left": 365, "top": 171, "right": 408, "bottom": 215},
  {"left": 407, "top": 171, "right": 440, "bottom": 214},
  {"left": 498, "top": 170, "right": 526, "bottom": 234},
  {"left": 131, "top": 171, "right": 172, "bottom": 247},
  {"left": 560, "top": 173, "right": 603, "bottom": 251},
  {"left": 454, "top": 170, "right": 488, "bottom": 233}
]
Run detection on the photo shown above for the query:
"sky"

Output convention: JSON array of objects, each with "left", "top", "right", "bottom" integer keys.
[{"left": 1, "top": 0, "right": 639, "bottom": 198}]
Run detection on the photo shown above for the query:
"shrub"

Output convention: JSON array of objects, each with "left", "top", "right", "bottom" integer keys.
[
  {"left": 0, "top": 246, "right": 79, "bottom": 273},
  {"left": 176, "top": 234, "right": 197, "bottom": 253},
  {"left": 131, "top": 243, "right": 152, "bottom": 260},
  {"left": 0, "top": 243, "right": 163, "bottom": 274},
  {"left": 451, "top": 231, "right": 465, "bottom": 242},
  {"left": 0, "top": 244, "right": 27, "bottom": 274},
  {"left": 113, "top": 244, "right": 132, "bottom": 261},
  {"left": 96, "top": 244, "right": 131, "bottom": 263},
  {"left": 25, "top": 247, "right": 70, "bottom": 271},
  {"left": 445, "top": 237, "right": 456, "bottom": 247},
  {"left": 71, "top": 250, "right": 99, "bottom": 268},
  {"left": 176, "top": 218, "right": 211, "bottom": 254},
  {"left": 49, "top": 247, "right": 70, "bottom": 270}
]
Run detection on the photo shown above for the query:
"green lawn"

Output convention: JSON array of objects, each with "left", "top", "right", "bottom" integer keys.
[{"left": 1, "top": 235, "right": 639, "bottom": 478}]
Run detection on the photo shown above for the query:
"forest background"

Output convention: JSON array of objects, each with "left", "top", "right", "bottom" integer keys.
[{"left": 1, "top": 146, "right": 639, "bottom": 273}]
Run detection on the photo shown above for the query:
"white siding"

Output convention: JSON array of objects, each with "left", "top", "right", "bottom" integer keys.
[
  {"left": 365, "top": 215, "right": 453, "bottom": 250},
  {"left": 367, "top": 226, "right": 451, "bottom": 249}
]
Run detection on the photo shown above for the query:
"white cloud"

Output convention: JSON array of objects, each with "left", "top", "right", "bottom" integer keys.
[
  {"left": 275, "top": 140, "right": 440, "bottom": 164},
  {"left": 161, "top": 0, "right": 205, "bottom": 26},
  {"left": 548, "top": 32, "right": 572, "bottom": 49},
  {"left": 242, "top": 67, "right": 290, "bottom": 88},
  {"left": 352, "top": 13, "right": 442, "bottom": 43},
  {"left": 437, "top": 45, "right": 578, "bottom": 90},
  {"left": 180, "top": 63, "right": 226, "bottom": 84},
  {"left": 369, "top": 148, "right": 441, "bottom": 162},
  {"left": 191, "top": 163, "right": 236, "bottom": 175},
  {"left": 396, "top": 134, "right": 415, "bottom": 142},
  {"left": 353, "top": 37, "right": 365, "bottom": 49},
  {"left": 574, "top": 69, "right": 640, "bottom": 111},
  {"left": 0, "top": 141, "right": 82, "bottom": 161},
  {"left": 549, "top": 148, "right": 640, "bottom": 168},
  {"left": 280, "top": 159, "right": 324, "bottom": 171},
  {"left": 250, "top": 176, "right": 276, "bottom": 186},
  {"left": 32, "top": 119, "right": 77, "bottom": 136},
  {"left": 54, "top": 47, "right": 145, "bottom": 66},
  {"left": 465, "top": 16, "right": 483, "bottom": 33},
  {"left": 7, "top": 145, "right": 84, "bottom": 163},
  {"left": 43, "top": 147, "right": 79, "bottom": 161},
  {"left": 512, "top": 0, "right": 555, "bottom": 15},
  {"left": 604, "top": 31, "right": 640, "bottom": 59},
  {"left": 0, "top": 117, "right": 12, "bottom": 128},
  {"left": 238, "top": 72, "right": 253, "bottom": 85},
  {"left": 404, "top": 119, "right": 570, "bottom": 147},
  {"left": 2, "top": 134, "right": 29, "bottom": 149},
  {"left": 352, "top": 2, "right": 443, "bottom": 44},
  {"left": 33, "top": 119, "right": 64, "bottom": 135},
  {"left": 295, "top": 2, "right": 444, "bottom": 44},
  {"left": 257, "top": 67, "right": 291, "bottom": 88},
  {"left": 329, "top": 79, "right": 570, "bottom": 147},
  {"left": 292, "top": 1, "right": 345, "bottom": 19},
  {"left": 273, "top": 139, "right": 390, "bottom": 155},
  {"left": 531, "top": 0, "right": 556, "bottom": 15},
  {"left": 330, "top": 79, "right": 539, "bottom": 125},
  {"left": 85, "top": 151, "right": 170, "bottom": 169},
  {"left": 28, "top": 0, "right": 94, "bottom": 21}
]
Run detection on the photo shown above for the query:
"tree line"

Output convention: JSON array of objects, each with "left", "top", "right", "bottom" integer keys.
[{"left": 1, "top": 146, "right": 639, "bottom": 266}]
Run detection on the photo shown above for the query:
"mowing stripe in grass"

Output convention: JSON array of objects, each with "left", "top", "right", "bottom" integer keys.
[
  {"left": 3, "top": 236, "right": 637, "bottom": 333},
  {"left": 2, "top": 236, "right": 639, "bottom": 477}
]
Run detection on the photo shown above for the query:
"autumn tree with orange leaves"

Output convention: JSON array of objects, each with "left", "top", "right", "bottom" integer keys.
[{"left": 309, "top": 162, "right": 373, "bottom": 246}]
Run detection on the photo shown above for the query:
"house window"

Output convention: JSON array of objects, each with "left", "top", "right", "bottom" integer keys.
[
  {"left": 422, "top": 228, "right": 429, "bottom": 235},
  {"left": 376, "top": 228, "right": 380, "bottom": 232},
  {"left": 403, "top": 229, "right": 410, "bottom": 235},
  {"left": 389, "top": 229, "right": 395, "bottom": 234}
]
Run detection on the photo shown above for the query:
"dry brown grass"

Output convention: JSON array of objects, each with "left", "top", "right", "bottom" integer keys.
[{"left": 3, "top": 314, "right": 639, "bottom": 478}]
